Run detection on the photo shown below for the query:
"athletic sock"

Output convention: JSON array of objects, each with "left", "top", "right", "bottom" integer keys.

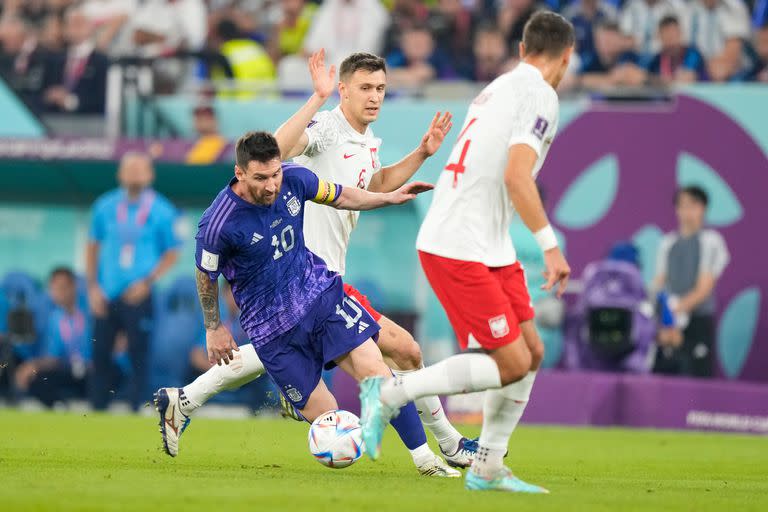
[
  {"left": 389, "top": 401, "right": 430, "bottom": 463},
  {"left": 380, "top": 353, "right": 502, "bottom": 410},
  {"left": 180, "top": 343, "right": 265, "bottom": 415},
  {"left": 409, "top": 443, "right": 435, "bottom": 468},
  {"left": 392, "top": 368, "right": 462, "bottom": 454},
  {"left": 471, "top": 371, "right": 537, "bottom": 478}
]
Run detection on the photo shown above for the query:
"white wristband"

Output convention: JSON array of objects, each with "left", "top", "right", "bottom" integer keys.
[{"left": 533, "top": 225, "right": 558, "bottom": 252}]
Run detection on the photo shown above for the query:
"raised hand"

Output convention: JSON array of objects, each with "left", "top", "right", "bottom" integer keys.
[
  {"left": 419, "top": 111, "right": 453, "bottom": 157},
  {"left": 308, "top": 48, "right": 336, "bottom": 100},
  {"left": 389, "top": 181, "right": 435, "bottom": 204}
]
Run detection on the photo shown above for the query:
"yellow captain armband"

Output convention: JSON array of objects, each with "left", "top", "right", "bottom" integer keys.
[{"left": 313, "top": 179, "right": 342, "bottom": 205}]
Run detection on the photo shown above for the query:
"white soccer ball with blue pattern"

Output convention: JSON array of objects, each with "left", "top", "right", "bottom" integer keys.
[{"left": 308, "top": 409, "right": 364, "bottom": 469}]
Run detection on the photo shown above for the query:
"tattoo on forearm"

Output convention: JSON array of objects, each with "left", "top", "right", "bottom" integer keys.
[{"left": 196, "top": 268, "right": 220, "bottom": 330}]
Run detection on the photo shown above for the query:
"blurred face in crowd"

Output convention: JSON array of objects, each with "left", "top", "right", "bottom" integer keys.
[
  {"left": 595, "top": 26, "right": 622, "bottom": 64},
  {"left": 282, "top": 0, "right": 305, "bottom": 19},
  {"left": 193, "top": 107, "right": 220, "bottom": 137},
  {"left": 676, "top": 192, "right": 706, "bottom": 234},
  {"left": 659, "top": 22, "right": 683, "bottom": 53},
  {"left": 64, "top": 9, "right": 93, "bottom": 47},
  {"left": 438, "top": 0, "right": 463, "bottom": 17},
  {"left": 0, "top": 17, "right": 28, "bottom": 54},
  {"left": 234, "top": 158, "right": 283, "bottom": 206},
  {"left": 701, "top": 0, "right": 719, "bottom": 10},
  {"left": 49, "top": 272, "right": 77, "bottom": 311},
  {"left": 339, "top": 69, "right": 387, "bottom": 128},
  {"left": 40, "top": 14, "right": 65, "bottom": 51},
  {"left": 755, "top": 28, "right": 768, "bottom": 61},
  {"left": 118, "top": 153, "right": 155, "bottom": 197},
  {"left": 402, "top": 28, "right": 435, "bottom": 64},
  {"left": 474, "top": 30, "right": 507, "bottom": 76}
]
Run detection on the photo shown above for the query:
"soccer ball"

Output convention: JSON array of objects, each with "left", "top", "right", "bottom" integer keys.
[{"left": 308, "top": 409, "right": 364, "bottom": 469}]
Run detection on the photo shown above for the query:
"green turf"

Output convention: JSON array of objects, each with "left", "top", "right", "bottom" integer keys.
[{"left": 0, "top": 409, "right": 766, "bottom": 511}]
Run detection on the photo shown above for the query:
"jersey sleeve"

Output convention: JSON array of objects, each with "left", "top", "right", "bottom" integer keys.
[
  {"left": 44, "top": 314, "right": 65, "bottom": 359},
  {"left": 302, "top": 111, "right": 339, "bottom": 157},
  {"left": 506, "top": 89, "right": 558, "bottom": 157},
  {"left": 89, "top": 199, "right": 107, "bottom": 243},
  {"left": 287, "top": 164, "right": 344, "bottom": 204},
  {"left": 195, "top": 222, "right": 230, "bottom": 281},
  {"left": 699, "top": 230, "right": 730, "bottom": 278},
  {"left": 655, "top": 233, "right": 676, "bottom": 279}
]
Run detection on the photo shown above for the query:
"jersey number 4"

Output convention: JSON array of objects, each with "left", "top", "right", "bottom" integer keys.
[
  {"left": 271, "top": 225, "right": 295, "bottom": 260},
  {"left": 445, "top": 117, "right": 477, "bottom": 188}
]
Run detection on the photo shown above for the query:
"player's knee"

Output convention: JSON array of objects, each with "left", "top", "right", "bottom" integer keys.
[
  {"left": 496, "top": 347, "right": 532, "bottom": 385},
  {"left": 383, "top": 331, "right": 422, "bottom": 370}
]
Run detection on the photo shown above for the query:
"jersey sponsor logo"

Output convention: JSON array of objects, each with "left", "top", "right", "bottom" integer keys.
[
  {"left": 250, "top": 232, "right": 263, "bottom": 245},
  {"left": 532, "top": 116, "right": 549, "bottom": 140},
  {"left": 343, "top": 153, "right": 356, "bottom": 159},
  {"left": 270, "top": 218, "right": 282, "bottom": 229},
  {"left": 286, "top": 196, "right": 301, "bottom": 216},
  {"left": 488, "top": 314, "right": 510, "bottom": 338},
  {"left": 200, "top": 249, "right": 219, "bottom": 271},
  {"left": 357, "top": 320, "right": 370, "bottom": 334},
  {"left": 284, "top": 386, "right": 302, "bottom": 403}
]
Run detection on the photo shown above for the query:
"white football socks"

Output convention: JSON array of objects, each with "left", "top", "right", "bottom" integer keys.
[
  {"left": 409, "top": 443, "right": 436, "bottom": 468},
  {"left": 392, "top": 368, "right": 463, "bottom": 455},
  {"left": 381, "top": 353, "right": 502, "bottom": 410},
  {"left": 471, "top": 371, "right": 537, "bottom": 478},
  {"left": 180, "top": 343, "right": 265, "bottom": 415}
]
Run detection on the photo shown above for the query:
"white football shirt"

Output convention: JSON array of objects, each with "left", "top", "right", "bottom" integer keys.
[
  {"left": 416, "top": 62, "right": 560, "bottom": 267},
  {"left": 293, "top": 106, "right": 382, "bottom": 275}
]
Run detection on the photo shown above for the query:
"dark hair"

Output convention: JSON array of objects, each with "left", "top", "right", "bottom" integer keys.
[
  {"left": 235, "top": 131, "right": 281, "bottom": 169},
  {"left": 658, "top": 15, "right": 680, "bottom": 30},
  {"left": 522, "top": 11, "right": 575, "bottom": 58},
  {"left": 595, "top": 20, "right": 621, "bottom": 33},
  {"left": 217, "top": 19, "right": 241, "bottom": 41},
  {"left": 675, "top": 185, "right": 709, "bottom": 207},
  {"left": 49, "top": 266, "right": 75, "bottom": 283},
  {"left": 339, "top": 52, "right": 387, "bottom": 80}
]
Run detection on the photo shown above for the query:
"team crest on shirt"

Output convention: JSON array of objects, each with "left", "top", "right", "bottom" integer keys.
[
  {"left": 285, "top": 386, "right": 302, "bottom": 403},
  {"left": 532, "top": 116, "right": 549, "bottom": 140},
  {"left": 488, "top": 314, "right": 510, "bottom": 338},
  {"left": 286, "top": 196, "right": 301, "bottom": 216}
]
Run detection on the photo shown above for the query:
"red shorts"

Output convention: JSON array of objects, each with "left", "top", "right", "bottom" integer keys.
[
  {"left": 418, "top": 251, "right": 535, "bottom": 350},
  {"left": 343, "top": 283, "right": 383, "bottom": 322}
]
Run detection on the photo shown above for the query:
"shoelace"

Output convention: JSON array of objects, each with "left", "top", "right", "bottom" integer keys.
[{"left": 460, "top": 437, "right": 479, "bottom": 455}]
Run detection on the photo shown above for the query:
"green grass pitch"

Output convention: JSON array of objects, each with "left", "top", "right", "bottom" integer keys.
[{"left": 1, "top": 409, "right": 766, "bottom": 511}]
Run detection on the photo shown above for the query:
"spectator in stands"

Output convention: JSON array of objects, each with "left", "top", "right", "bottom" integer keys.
[
  {"left": 689, "top": 0, "right": 752, "bottom": 82},
  {"left": 580, "top": 21, "right": 648, "bottom": 89},
  {"left": 267, "top": 0, "right": 317, "bottom": 62},
  {"left": 564, "top": 0, "right": 619, "bottom": 62},
  {"left": 80, "top": 0, "right": 138, "bottom": 54},
  {"left": 210, "top": 19, "right": 275, "bottom": 94},
  {"left": 427, "top": 0, "right": 477, "bottom": 80},
  {"left": 43, "top": 8, "right": 108, "bottom": 114},
  {"left": 497, "top": 0, "right": 543, "bottom": 51},
  {"left": 14, "top": 267, "right": 90, "bottom": 408},
  {"left": 469, "top": 24, "right": 510, "bottom": 82},
  {"left": 0, "top": 15, "right": 63, "bottom": 112},
  {"left": 744, "top": 21, "right": 768, "bottom": 81},
  {"left": 39, "top": 13, "right": 65, "bottom": 52},
  {"left": 387, "top": 26, "right": 455, "bottom": 88},
  {"left": 382, "top": 0, "right": 429, "bottom": 56},
  {"left": 619, "top": 0, "right": 688, "bottom": 59},
  {"left": 303, "top": 0, "right": 389, "bottom": 69},
  {"left": 119, "top": 0, "right": 206, "bottom": 58},
  {"left": 186, "top": 103, "right": 229, "bottom": 164},
  {"left": 652, "top": 185, "right": 730, "bottom": 378},
  {"left": 647, "top": 16, "right": 707, "bottom": 83},
  {"left": 87, "top": 152, "right": 181, "bottom": 411}
]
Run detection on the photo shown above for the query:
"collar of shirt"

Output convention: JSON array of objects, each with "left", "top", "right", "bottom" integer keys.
[
  {"left": 68, "top": 41, "right": 95, "bottom": 61},
  {"left": 331, "top": 105, "right": 373, "bottom": 144}
]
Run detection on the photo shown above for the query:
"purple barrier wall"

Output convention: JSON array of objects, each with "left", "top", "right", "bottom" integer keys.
[{"left": 332, "top": 369, "right": 768, "bottom": 434}]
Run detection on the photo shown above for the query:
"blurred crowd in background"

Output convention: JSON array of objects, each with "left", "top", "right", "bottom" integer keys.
[{"left": 0, "top": 0, "right": 766, "bottom": 115}]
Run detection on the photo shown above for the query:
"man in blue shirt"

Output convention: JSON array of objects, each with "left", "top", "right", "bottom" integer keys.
[
  {"left": 86, "top": 152, "right": 181, "bottom": 411},
  {"left": 646, "top": 16, "right": 707, "bottom": 84},
  {"left": 14, "top": 268, "right": 91, "bottom": 407},
  {"left": 155, "top": 131, "right": 432, "bottom": 457}
]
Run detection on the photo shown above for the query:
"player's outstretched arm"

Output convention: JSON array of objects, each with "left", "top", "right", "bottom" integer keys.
[
  {"left": 505, "top": 144, "right": 571, "bottom": 297},
  {"left": 274, "top": 49, "right": 336, "bottom": 160},
  {"left": 195, "top": 268, "right": 238, "bottom": 366},
  {"left": 368, "top": 112, "right": 452, "bottom": 193},
  {"left": 330, "top": 181, "right": 434, "bottom": 211}
]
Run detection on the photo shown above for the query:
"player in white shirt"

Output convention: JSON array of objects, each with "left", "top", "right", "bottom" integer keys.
[
  {"left": 156, "top": 50, "right": 476, "bottom": 477},
  {"left": 359, "top": 12, "right": 575, "bottom": 493}
]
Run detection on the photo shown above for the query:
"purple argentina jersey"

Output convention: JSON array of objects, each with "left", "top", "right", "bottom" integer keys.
[{"left": 195, "top": 163, "right": 343, "bottom": 348}]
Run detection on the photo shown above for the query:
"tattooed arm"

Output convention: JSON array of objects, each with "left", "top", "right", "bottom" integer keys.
[{"left": 196, "top": 268, "right": 238, "bottom": 365}]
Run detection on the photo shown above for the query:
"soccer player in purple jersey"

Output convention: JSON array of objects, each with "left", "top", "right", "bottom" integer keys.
[{"left": 155, "top": 131, "right": 446, "bottom": 470}]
